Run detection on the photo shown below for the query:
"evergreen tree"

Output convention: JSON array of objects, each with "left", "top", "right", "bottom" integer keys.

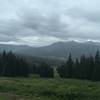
[
  {"left": 39, "top": 62, "right": 54, "bottom": 78},
  {"left": 92, "top": 51, "right": 100, "bottom": 81},
  {"left": 57, "top": 53, "right": 74, "bottom": 78},
  {"left": 74, "top": 58, "right": 80, "bottom": 79},
  {"left": 57, "top": 63, "right": 67, "bottom": 78},
  {"left": 66, "top": 53, "right": 73, "bottom": 78}
]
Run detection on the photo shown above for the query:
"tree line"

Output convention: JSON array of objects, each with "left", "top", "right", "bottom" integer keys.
[
  {"left": 0, "top": 51, "right": 54, "bottom": 78},
  {"left": 30, "top": 62, "right": 54, "bottom": 78},
  {"left": 57, "top": 51, "right": 100, "bottom": 81},
  {"left": 1, "top": 50, "right": 100, "bottom": 81}
]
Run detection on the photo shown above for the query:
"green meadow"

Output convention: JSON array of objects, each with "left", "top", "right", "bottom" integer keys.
[{"left": 0, "top": 77, "right": 100, "bottom": 100}]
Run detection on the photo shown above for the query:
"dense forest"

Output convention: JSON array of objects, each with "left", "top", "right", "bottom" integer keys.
[
  {"left": 57, "top": 51, "right": 100, "bottom": 81},
  {"left": 0, "top": 51, "right": 54, "bottom": 78},
  {"left": 1, "top": 51, "right": 100, "bottom": 81}
]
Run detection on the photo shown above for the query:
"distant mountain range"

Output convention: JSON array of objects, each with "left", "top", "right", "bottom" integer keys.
[{"left": 0, "top": 41, "right": 100, "bottom": 60}]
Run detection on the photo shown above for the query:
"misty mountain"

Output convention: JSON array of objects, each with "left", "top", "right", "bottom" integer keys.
[{"left": 0, "top": 41, "right": 100, "bottom": 60}]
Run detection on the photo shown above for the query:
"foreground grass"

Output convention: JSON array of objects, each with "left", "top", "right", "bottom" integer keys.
[{"left": 0, "top": 77, "right": 100, "bottom": 100}]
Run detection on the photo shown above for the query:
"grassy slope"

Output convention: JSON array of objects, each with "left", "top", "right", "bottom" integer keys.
[{"left": 0, "top": 77, "right": 100, "bottom": 100}]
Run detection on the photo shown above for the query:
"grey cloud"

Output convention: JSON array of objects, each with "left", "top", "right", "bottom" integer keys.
[
  {"left": 66, "top": 8, "right": 100, "bottom": 23},
  {"left": 18, "top": 7, "right": 100, "bottom": 40},
  {"left": 0, "top": 0, "right": 100, "bottom": 46},
  {"left": 0, "top": 8, "right": 100, "bottom": 43},
  {"left": 12, "top": 9, "right": 67, "bottom": 37}
]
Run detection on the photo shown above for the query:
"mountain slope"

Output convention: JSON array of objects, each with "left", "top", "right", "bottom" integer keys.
[{"left": 0, "top": 41, "right": 100, "bottom": 59}]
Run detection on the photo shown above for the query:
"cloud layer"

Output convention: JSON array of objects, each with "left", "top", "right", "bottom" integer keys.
[{"left": 0, "top": 0, "right": 100, "bottom": 46}]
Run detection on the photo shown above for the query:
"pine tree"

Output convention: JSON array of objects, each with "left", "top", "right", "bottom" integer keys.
[
  {"left": 66, "top": 53, "right": 73, "bottom": 78},
  {"left": 39, "top": 62, "right": 54, "bottom": 78},
  {"left": 74, "top": 58, "right": 80, "bottom": 79},
  {"left": 92, "top": 51, "right": 100, "bottom": 81},
  {"left": 57, "top": 63, "right": 67, "bottom": 78}
]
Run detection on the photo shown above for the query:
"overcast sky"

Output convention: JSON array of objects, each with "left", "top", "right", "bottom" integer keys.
[{"left": 0, "top": 0, "right": 100, "bottom": 46}]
